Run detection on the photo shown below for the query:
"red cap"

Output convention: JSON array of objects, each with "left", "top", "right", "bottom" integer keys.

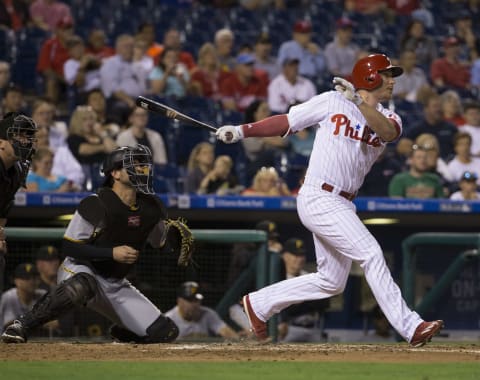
[
  {"left": 336, "top": 17, "right": 355, "bottom": 29},
  {"left": 443, "top": 36, "right": 460, "bottom": 48},
  {"left": 56, "top": 16, "right": 74, "bottom": 29},
  {"left": 293, "top": 20, "right": 312, "bottom": 34}
]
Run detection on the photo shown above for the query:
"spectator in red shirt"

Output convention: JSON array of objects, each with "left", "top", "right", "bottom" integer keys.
[
  {"left": 85, "top": 28, "right": 115, "bottom": 60},
  {"left": 190, "top": 42, "right": 227, "bottom": 100},
  {"left": 430, "top": 37, "right": 471, "bottom": 95},
  {"left": 36, "top": 17, "right": 74, "bottom": 103},
  {"left": 219, "top": 53, "right": 267, "bottom": 112},
  {"left": 29, "top": 0, "right": 72, "bottom": 32}
]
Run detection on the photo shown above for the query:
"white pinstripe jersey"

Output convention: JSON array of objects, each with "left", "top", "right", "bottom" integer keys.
[{"left": 287, "top": 91, "right": 402, "bottom": 193}]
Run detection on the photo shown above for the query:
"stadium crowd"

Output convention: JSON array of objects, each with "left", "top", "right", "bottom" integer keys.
[{"left": 0, "top": 0, "right": 480, "bottom": 199}]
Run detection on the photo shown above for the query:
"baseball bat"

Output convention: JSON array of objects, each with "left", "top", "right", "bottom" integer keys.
[{"left": 136, "top": 96, "right": 217, "bottom": 132}]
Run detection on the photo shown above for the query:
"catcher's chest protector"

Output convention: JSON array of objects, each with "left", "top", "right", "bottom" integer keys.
[{"left": 93, "top": 188, "right": 165, "bottom": 250}]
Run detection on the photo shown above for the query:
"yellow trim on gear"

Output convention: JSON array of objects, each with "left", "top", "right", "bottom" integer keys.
[
  {"left": 63, "top": 235, "right": 86, "bottom": 243},
  {"left": 61, "top": 264, "right": 76, "bottom": 275}
]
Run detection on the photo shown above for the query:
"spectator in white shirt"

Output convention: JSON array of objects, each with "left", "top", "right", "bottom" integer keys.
[
  {"left": 447, "top": 132, "right": 480, "bottom": 185},
  {"left": 450, "top": 171, "right": 480, "bottom": 200},
  {"left": 459, "top": 100, "right": 480, "bottom": 156},
  {"left": 116, "top": 107, "right": 167, "bottom": 165},
  {"left": 63, "top": 35, "right": 101, "bottom": 95},
  {"left": 268, "top": 53, "right": 316, "bottom": 114},
  {"left": 30, "top": 97, "right": 68, "bottom": 152},
  {"left": 100, "top": 34, "right": 149, "bottom": 125},
  {"left": 132, "top": 37, "right": 154, "bottom": 74},
  {"left": 393, "top": 49, "right": 429, "bottom": 102}
]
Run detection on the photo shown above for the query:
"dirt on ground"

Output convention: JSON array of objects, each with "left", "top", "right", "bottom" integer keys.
[{"left": 1, "top": 342, "right": 479, "bottom": 362}]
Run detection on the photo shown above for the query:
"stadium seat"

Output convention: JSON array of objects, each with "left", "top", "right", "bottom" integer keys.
[{"left": 154, "top": 163, "right": 181, "bottom": 194}]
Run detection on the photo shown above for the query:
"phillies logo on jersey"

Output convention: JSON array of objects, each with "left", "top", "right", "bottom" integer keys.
[
  {"left": 127, "top": 215, "right": 141, "bottom": 227},
  {"left": 331, "top": 114, "right": 381, "bottom": 147}
]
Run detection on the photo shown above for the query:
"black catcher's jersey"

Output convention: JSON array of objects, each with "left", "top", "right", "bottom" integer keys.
[
  {"left": 63, "top": 187, "right": 167, "bottom": 278},
  {"left": 0, "top": 159, "right": 29, "bottom": 218}
]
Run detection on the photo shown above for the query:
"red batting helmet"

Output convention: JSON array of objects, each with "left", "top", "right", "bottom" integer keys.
[{"left": 351, "top": 54, "right": 403, "bottom": 91}]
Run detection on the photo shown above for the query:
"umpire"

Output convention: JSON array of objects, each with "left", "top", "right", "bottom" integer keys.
[{"left": 0, "top": 112, "right": 38, "bottom": 293}]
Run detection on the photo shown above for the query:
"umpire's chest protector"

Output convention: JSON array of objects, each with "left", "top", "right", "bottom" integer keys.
[{"left": 93, "top": 188, "right": 167, "bottom": 250}]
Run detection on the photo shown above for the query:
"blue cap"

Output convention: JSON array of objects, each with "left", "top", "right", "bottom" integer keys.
[
  {"left": 461, "top": 171, "right": 478, "bottom": 181},
  {"left": 236, "top": 53, "right": 256, "bottom": 65}
]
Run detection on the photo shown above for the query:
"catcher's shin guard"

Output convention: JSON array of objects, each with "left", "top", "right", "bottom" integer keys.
[
  {"left": 18, "top": 273, "right": 98, "bottom": 332},
  {"left": 109, "top": 324, "right": 145, "bottom": 343}
]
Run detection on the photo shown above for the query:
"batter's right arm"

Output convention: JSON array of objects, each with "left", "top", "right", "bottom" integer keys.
[
  {"left": 357, "top": 103, "right": 400, "bottom": 142},
  {"left": 216, "top": 115, "right": 290, "bottom": 144}
]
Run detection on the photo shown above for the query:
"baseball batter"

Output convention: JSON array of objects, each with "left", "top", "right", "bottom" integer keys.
[
  {"left": 1, "top": 145, "right": 193, "bottom": 344},
  {"left": 216, "top": 54, "right": 443, "bottom": 347}
]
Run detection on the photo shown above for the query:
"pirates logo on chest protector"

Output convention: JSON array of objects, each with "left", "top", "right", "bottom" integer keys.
[{"left": 127, "top": 215, "right": 141, "bottom": 227}]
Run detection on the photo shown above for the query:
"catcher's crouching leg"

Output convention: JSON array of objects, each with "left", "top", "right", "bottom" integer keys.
[
  {"left": 110, "top": 315, "right": 178, "bottom": 344},
  {"left": 144, "top": 315, "right": 179, "bottom": 343},
  {"left": 2, "top": 273, "right": 97, "bottom": 343}
]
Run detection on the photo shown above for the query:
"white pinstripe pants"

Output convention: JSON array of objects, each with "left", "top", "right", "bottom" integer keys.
[{"left": 249, "top": 187, "right": 422, "bottom": 341}]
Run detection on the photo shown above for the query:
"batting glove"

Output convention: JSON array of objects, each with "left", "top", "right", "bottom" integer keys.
[
  {"left": 333, "top": 77, "right": 363, "bottom": 106},
  {"left": 215, "top": 125, "right": 244, "bottom": 144}
]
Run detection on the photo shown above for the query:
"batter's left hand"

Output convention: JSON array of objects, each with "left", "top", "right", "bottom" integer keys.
[{"left": 333, "top": 77, "right": 363, "bottom": 106}]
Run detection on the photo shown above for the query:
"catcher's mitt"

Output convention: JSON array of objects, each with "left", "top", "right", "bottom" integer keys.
[{"left": 163, "top": 218, "right": 195, "bottom": 266}]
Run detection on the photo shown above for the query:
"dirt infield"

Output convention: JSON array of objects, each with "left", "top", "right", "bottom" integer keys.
[{"left": 1, "top": 342, "right": 479, "bottom": 362}]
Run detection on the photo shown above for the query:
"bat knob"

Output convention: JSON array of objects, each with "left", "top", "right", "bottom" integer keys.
[{"left": 136, "top": 96, "right": 148, "bottom": 110}]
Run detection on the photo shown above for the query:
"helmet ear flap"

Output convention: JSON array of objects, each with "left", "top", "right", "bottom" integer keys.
[{"left": 366, "top": 72, "right": 382, "bottom": 89}]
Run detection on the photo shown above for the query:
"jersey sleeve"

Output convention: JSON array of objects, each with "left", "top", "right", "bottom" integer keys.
[
  {"left": 287, "top": 92, "right": 330, "bottom": 133},
  {"left": 62, "top": 211, "right": 113, "bottom": 259},
  {"left": 63, "top": 210, "right": 96, "bottom": 242},
  {"left": 205, "top": 307, "right": 227, "bottom": 336}
]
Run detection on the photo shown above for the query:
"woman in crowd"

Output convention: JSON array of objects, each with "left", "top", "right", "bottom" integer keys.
[
  {"left": 197, "top": 155, "right": 242, "bottom": 195},
  {"left": 67, "top": 105, "right": 117, "bottom": 190},
  {"left": 190, "top": 42, "right": 226, "bottom": 100},
  {"left": 26, "top": 147, "right": 77, "bottom": 192},
  {"left": 241, "top": 166, "right": 290, "bottom": 196},
  {"left": 184, "top": 142, "right": 215, "bottom": 193},
  {"left": 149, "top": 47, "right": 191, "bottom": 98}
]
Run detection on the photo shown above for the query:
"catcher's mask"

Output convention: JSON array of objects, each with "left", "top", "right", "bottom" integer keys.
[
  {"left": 0, "top": 113, "right": 38, "bottom": 162},
  {"left": 101, "top": 144, "right": 154, "bottom": 194}
]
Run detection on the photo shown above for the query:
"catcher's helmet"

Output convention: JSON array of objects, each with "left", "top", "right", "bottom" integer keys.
[
  {"left": 351, "top": 54, "right": 403, "bottom": 91},
  {"left": 0, "top": 113, "right": 37, "bottom": 162},
  {"left": 101, "top": 144, "right": 154, "bottom": 194}
]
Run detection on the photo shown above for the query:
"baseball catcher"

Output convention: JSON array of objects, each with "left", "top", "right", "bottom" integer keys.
[{"left": 1, "top": 145, "right": 194, "bottom": 343}]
